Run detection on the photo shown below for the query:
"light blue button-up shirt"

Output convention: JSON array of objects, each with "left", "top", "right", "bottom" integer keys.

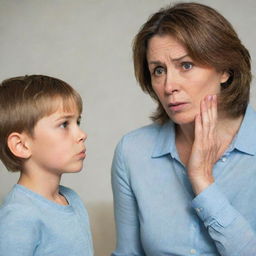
[{"left": 111, "top": 105, "right": 256, "bottom": 256}]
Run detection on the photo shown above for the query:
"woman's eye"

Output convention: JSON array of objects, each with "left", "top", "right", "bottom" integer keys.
[
  {"left": 181, "top": 62, "right": 193, "bottom": 70},
  {"left": 60, "top": 121, "right": 68, "bottom": 128},
  {"left": 153, "top": 66, "right": 165, "bottom": 76}
]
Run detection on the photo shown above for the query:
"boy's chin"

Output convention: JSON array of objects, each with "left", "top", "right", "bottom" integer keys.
[{"left": 62, "top": 167, "right": 84, "bottom": 174}]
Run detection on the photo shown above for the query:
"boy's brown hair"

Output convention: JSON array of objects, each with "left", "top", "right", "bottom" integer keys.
[{"left": 0, "top": 75, "right": 82, "bottom": 172}]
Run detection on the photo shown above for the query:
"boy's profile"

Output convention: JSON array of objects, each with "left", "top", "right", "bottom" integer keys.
[{"left": 0, "top": 75, "right": 93, "bottom": 256}]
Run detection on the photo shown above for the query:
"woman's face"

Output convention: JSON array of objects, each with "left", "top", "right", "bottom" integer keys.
[{"left": 147, "top": 35, "right": 229, "bottom": 125}]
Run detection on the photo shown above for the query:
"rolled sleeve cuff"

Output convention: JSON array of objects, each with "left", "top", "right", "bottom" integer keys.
[{"left": 191, "top": 183, "right": 239, "bottom": 227}]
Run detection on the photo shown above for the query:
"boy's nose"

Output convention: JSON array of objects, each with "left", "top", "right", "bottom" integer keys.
[{"left": 78, "top": 128, "right": 87, "bottom": 142}]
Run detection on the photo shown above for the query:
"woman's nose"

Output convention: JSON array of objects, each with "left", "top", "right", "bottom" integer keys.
[{"left": 164, "top": 71, "right": 180, "bottom": 95}]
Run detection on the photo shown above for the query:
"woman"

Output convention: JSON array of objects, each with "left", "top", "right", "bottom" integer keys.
[{"left": 111, "top": 2, "right": 256, "bottom": 256}]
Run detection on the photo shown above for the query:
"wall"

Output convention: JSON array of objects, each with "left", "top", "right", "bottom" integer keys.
[{"left": 0, "top": 0, "right": 255, "bottom": 255}]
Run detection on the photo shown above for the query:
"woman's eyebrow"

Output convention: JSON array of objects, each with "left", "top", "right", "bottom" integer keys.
[
  {"left": 148, "top": 61, "right": 164, "bottom": 66},
  {"left": 171, "top": 54, "right": 189, "bottom": 62},
  {"left": 148, "top": 54, "right": 189, "bottom": 65}
]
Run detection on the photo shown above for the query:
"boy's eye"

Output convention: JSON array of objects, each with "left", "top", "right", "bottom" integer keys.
[
  {"left": 181, "top": 62, "right": 193, "bottom": 70},
  {"left": 77, "top": 119, "right": 81, "bottom": 126},
  {"left": 60, "top": 121, "right": 68, "bottom": 128},
  {"left": 153, "top": 66, "right": 165, "bottom": 76}
]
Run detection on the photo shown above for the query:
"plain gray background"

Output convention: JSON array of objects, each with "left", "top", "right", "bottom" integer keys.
[{"left": 0, "top": 0, "right": 255, "bottom": 255}]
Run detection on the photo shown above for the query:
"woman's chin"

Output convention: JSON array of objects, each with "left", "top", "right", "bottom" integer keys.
[{"left": 168, "top": 113, "right": 196, "bottom": 126}]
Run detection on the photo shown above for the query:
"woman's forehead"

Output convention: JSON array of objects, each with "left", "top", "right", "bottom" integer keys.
[{"left": 147, "top": 35, "right": 188, "bottom": 61}]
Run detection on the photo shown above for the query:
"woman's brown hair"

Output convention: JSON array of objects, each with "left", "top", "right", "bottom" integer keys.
[{"left": 133, "top": 2, "right": 251, "bottom": 124}]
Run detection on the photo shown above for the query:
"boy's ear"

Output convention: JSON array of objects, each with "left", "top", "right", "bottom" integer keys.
[{"left": 7, "top": 132, "right": 32, "bottom": 159}]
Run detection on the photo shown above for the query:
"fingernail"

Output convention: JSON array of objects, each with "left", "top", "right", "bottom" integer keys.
[{"left": 208, "top": 95, "right": 212, "bottom": 101}]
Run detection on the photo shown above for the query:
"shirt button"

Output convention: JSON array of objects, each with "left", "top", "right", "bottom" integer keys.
[
  {"left": 195, "top": 207, "right": 203, "bottom": 213},
  {"left": 221, "top": 157, "right": 227, "bottom": 162},
  {"left": 190, "top": 249, "right": 196, "bottom": 254}
]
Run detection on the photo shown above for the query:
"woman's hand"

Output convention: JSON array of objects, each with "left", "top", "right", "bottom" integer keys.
[{"left": 187, "top": 95, "right": 221, "bottom": 195}]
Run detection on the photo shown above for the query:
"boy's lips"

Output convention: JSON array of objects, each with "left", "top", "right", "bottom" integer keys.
[{"left": 77, "top": 148, "right": 86, "bottom": 159}]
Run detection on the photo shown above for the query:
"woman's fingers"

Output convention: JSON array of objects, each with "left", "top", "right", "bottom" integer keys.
[
  {"left": 194, "top": 113, "right": 202, "bottom": 145},
  {"left": 188, "top": 95, "right": 218, "bottom": 195},
  {"left": 211, "top": 95, "right": 217, "bottom": 122},
  {"left": 206, "top": 95, "right": 212, "bottom": 119},
  {"left": 200, "top": 95, "right": 218, "bottom": 140},
  {"left": 201, "top": 97, "right": 210, "bottom": 139}
]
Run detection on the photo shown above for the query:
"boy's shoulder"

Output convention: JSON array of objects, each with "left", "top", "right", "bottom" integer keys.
[
  {"left": 0, "top": 185, "right": 86, "bottom": 220},
  {"left": 0, "top": 186, "right": 40, "bottom": 228},
  {"left": 1, "top": 185, "right": 39, "bottom": 214}
]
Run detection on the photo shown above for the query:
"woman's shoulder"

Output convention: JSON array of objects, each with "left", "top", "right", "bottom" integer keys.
[
  {"left": 115, "top": 122, "right": 172, "bottom": 155},
  {"left": 122, "top": 122, "right": 162, "bottom": 141}
]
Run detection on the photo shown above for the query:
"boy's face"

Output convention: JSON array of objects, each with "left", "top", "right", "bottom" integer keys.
[{"left": 26, "top": 105, "right": 87, "bottom": 175}]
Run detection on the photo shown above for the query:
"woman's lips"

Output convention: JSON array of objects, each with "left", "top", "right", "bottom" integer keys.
[{"left": 168, "top": 102, "right": 188, "bottom": 112}]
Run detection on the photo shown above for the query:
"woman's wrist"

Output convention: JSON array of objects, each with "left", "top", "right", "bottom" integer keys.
[{"left": 189, "top": 175, "right": 214, "bottom": 196}]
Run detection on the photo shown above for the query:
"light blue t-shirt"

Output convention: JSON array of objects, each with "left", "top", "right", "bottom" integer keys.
[
  {"left": 111, "top": 105, "right": 256, "bottom": 256},
  {"left": 0, "top": 184, "right": 93, "bottom": 256}
]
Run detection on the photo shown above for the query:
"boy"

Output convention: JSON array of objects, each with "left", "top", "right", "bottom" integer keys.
[{"left": 0, "top": 75, "right": 93, "bottom": 256}]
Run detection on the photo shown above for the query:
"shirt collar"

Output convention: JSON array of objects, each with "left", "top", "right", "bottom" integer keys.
[
  {"left": 152, "top": 121, "right": 177, "bottom": 158},
  {"left": 233, "top": 105, "right": 256, "bottom": 155},
  {"left": 152, "top": 105, "right": 256, "bottom": 158}
]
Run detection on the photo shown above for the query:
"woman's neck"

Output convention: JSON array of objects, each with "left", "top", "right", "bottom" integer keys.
[
  {"left": 175, "top": 122, "right": 195, "bottom": 147},
  {"left": 175, "top": 114, "right": 244, "bottom": 165},
  {"left": 176, "top": 114, "right": 243, "bottom": 144}
]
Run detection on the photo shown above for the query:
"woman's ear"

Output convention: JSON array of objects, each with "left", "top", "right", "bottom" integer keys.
[
  {"left": 7, "top": 132, "right": 32, "bottom": 159},
  {"left": 220, "top": 70, "right": 234, "bottom": 88},
  {"left": 220, "top": 71, "right": 230, "bottom": 84}
]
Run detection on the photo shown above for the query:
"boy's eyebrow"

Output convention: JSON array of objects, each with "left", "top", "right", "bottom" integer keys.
[
  {"left": 148, "top": 54, "right": 189, "bottom": 65},
  {"left": 55, "top": 114, "right": 81, "bottom": 121}
]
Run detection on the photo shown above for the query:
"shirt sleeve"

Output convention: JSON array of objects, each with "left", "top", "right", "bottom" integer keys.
[
  {"left": 0, "top": 206, "right": 40, "bottom": 256},
  {"left": 111, "top": 138, "right": 146, "bottom": 256},
  {"left": 191, "top": 183, "right": 256, "bottom": 256}
]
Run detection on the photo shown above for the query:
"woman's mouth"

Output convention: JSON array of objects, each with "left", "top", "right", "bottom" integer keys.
[{"left": 168, "top": 102, "right": 188, "bottom": 112}]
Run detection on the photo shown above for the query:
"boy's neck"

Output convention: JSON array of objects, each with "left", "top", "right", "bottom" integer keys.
[{"left": 17, "top": 170, "right": 69, "bottom": 206}]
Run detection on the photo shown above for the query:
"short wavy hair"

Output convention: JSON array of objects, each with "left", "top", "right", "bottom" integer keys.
[
  {"left": 133, "top": 2, "right": 251, "bottom": 124},
  {"left": 0, "top": 75, "right": 82, "bottom": 172}
]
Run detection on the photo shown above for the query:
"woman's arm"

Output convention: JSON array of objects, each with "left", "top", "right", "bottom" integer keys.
[
  {"left": 111, "top": 138, "right": 146, "bottom": 256},
  {"left": 191, "top": 182, "right": 256, "bottom": 256},
  {"left": 188, "top": 95, "right": 256, "bottom": 255}
]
